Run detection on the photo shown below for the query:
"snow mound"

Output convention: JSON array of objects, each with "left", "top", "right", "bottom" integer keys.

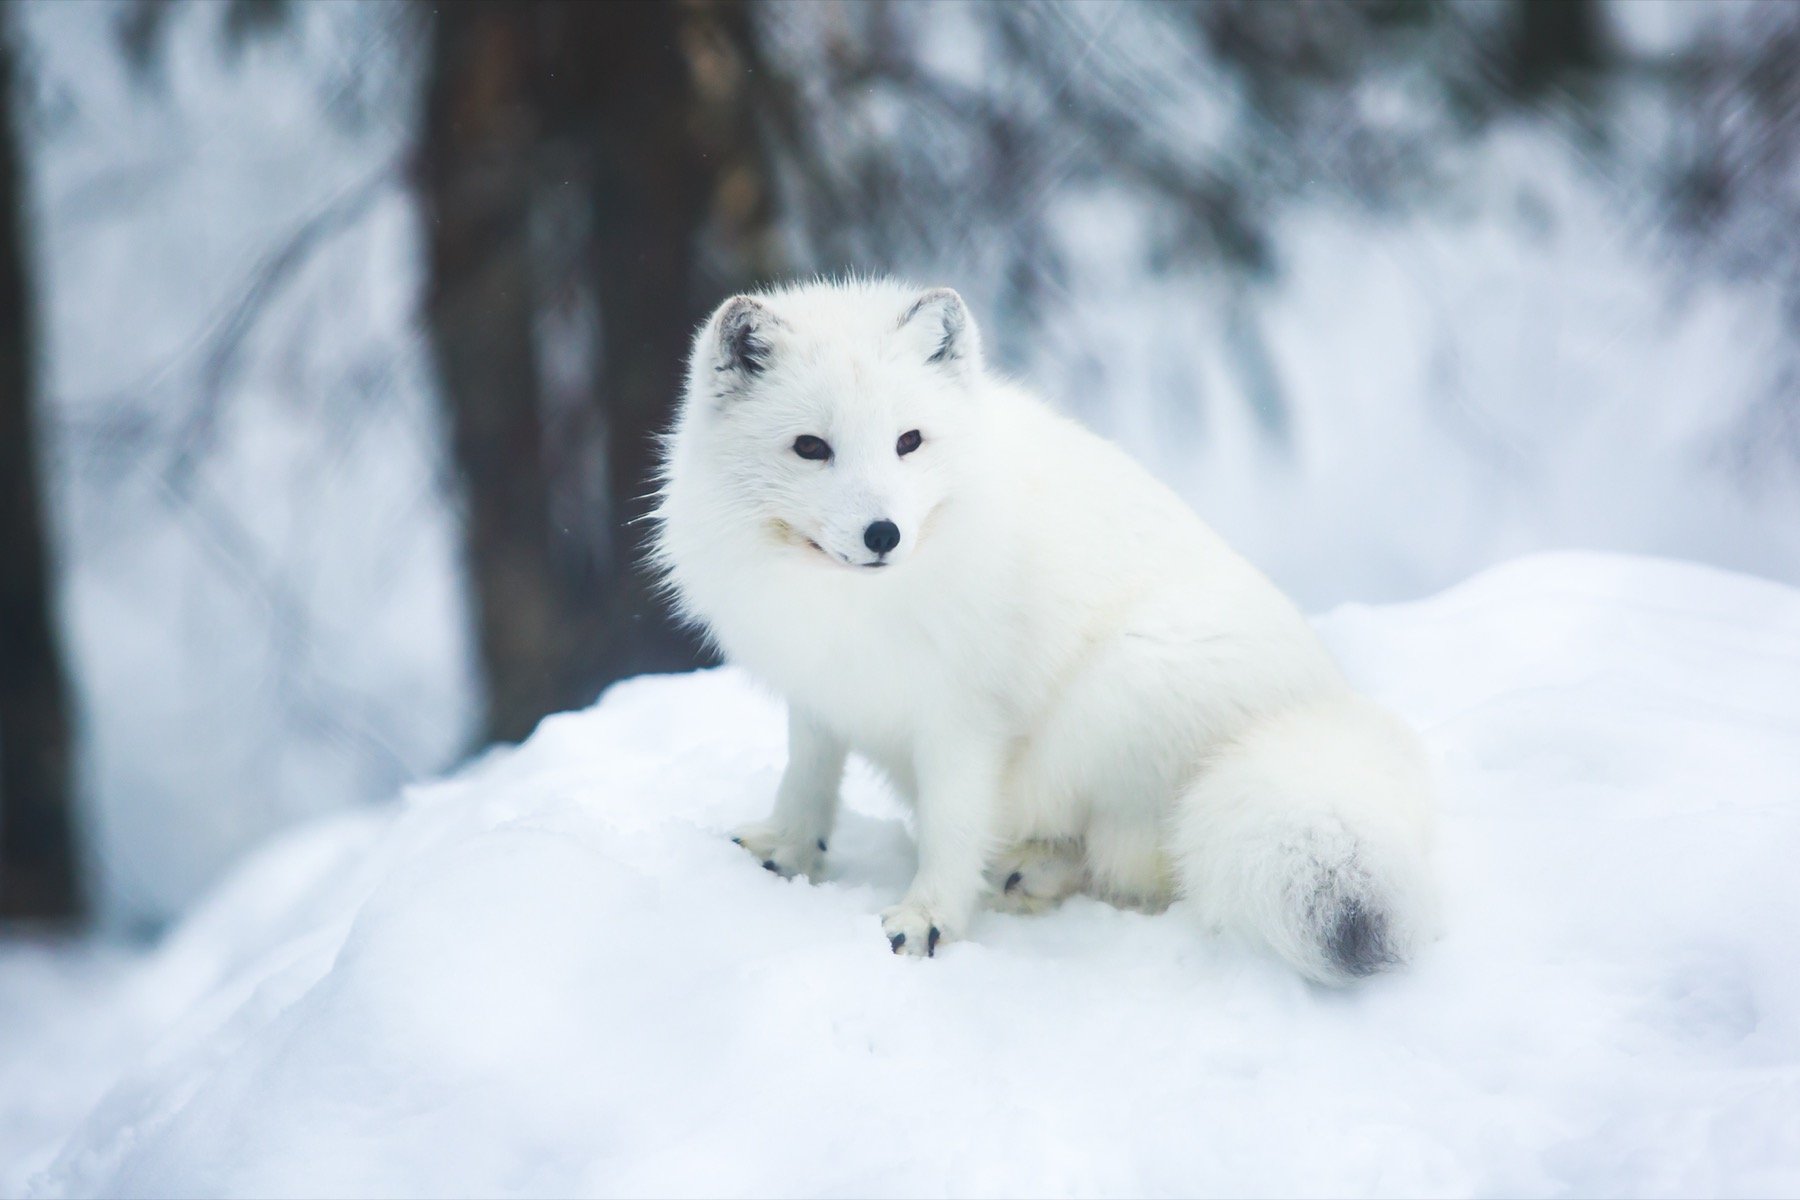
[{"left": 29, "top": 553, "right": 1800, "bottom": 1197}]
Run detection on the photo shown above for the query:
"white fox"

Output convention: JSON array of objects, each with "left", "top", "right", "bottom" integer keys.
[{"left": 654, "top": 278, "right": 1435, "bottom": 982}]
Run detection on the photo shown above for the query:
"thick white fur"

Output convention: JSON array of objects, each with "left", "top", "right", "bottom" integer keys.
[{"left": 654, "top": 278, "right": 1435, "bottom": 982}]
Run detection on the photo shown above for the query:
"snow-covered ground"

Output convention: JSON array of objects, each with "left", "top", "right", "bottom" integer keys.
[{"left": 3, "top": 551, "right": 1797, "bottom": 1197}]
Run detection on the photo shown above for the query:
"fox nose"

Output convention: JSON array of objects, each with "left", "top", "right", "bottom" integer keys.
[{"left": 863, "top": 519, "right": 901, "bottom": 555}]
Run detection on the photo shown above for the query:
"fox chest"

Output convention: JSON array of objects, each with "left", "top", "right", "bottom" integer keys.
[{"left": 705, "top": 575, "right": 996, "bottom": 760}]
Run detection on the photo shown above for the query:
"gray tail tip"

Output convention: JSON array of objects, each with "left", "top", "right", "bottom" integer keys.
[{"left": 1323, "top": 897, "right": 1399, "bottom": 980}]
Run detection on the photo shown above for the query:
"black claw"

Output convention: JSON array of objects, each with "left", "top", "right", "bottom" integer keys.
[
  {"left": 817, "top": 839, "right": 828, "bottom": 852},
  {"left": 888, "top": 931, "right": 906, "bottom": 952},
  {"left": 927, "top": 926, "right": 940, "bottom": 956},
  {"left": 1003, "top": 871, "right": 1023, "bottom": 893},
  {"left": 762, "top": 860, "right": 780, "bottom": 873}
]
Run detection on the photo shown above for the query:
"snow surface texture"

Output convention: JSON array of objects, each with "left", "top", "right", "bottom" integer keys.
[{"left": 5, "top": 552, "right": 1797, "bottom": 1197}]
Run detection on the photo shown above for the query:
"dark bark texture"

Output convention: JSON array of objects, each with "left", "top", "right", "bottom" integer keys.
[
  {"left": 422, "top": 2, "right": 772, "bottom": 745},
  {"left": 1504, "top": 0, "right": 1607, "bottom": 99},
  {"left": 0, "top": 27, "right": 83, "bottom": 922}
]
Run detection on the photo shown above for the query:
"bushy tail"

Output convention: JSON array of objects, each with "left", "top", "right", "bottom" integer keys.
[{"left": 1173, "top": 695, "right": 1436, "bottom": 985}]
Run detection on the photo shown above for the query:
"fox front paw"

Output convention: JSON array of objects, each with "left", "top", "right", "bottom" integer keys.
[
  {"left": 880, "top": 901, "right": 959, "bottom": 958},
  {"left": 731, "top": 822, "right": 826, "bottom": 880}
]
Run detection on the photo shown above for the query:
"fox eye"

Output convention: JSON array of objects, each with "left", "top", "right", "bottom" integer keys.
[
  {"left": 896, "top": 429, "right": 923, "bottom": 456},
  {"left": 793, "top": 435, "right": 832, "bottom": 461}
]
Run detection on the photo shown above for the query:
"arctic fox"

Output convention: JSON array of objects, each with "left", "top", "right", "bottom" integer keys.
[{"left": 655, "top": 278, "right": 1435, "bottom": 983}]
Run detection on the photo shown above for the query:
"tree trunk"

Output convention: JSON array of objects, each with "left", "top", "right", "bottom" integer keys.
[
  {"left": 584, "top": 1, "right": 728, "bottom": 682},
  {"left": 1504, "top": 0, "right": 1607, "bottom": 100},
  {"left": 0, "top": 24, "right": 83, "bottom": 922},
  {"left": 422, "top": 3, "right": 564, "bottom": 745},
  {"left": 422, "top": 2, "right": 766, "bottom": 747}
]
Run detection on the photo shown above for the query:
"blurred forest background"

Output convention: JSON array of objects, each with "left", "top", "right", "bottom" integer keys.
[{"left": 1, "top": 0, "right": 1798, "bottom": 933}]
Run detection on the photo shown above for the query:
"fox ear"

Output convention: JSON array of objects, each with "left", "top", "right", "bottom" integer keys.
[
  {"left": 708, "top": 295, "right": 786, "bottom": 383},
  {"left": 898, "top": 287, "right": 981, "bottom": 372}
]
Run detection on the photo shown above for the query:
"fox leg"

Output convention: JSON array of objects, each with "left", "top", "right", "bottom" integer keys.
[{"left": 731, "top": 706, "right": 845, "bottom": 881}]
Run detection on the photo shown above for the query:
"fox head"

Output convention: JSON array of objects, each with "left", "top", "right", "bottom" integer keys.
[{"left": 671, "top": 281, "right": 985, "bottom": 572}]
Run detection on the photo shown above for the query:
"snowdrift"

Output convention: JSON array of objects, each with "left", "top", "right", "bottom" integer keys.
[{"left": 19, "top": 552, "right": 1800, "bottom": 1197}]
